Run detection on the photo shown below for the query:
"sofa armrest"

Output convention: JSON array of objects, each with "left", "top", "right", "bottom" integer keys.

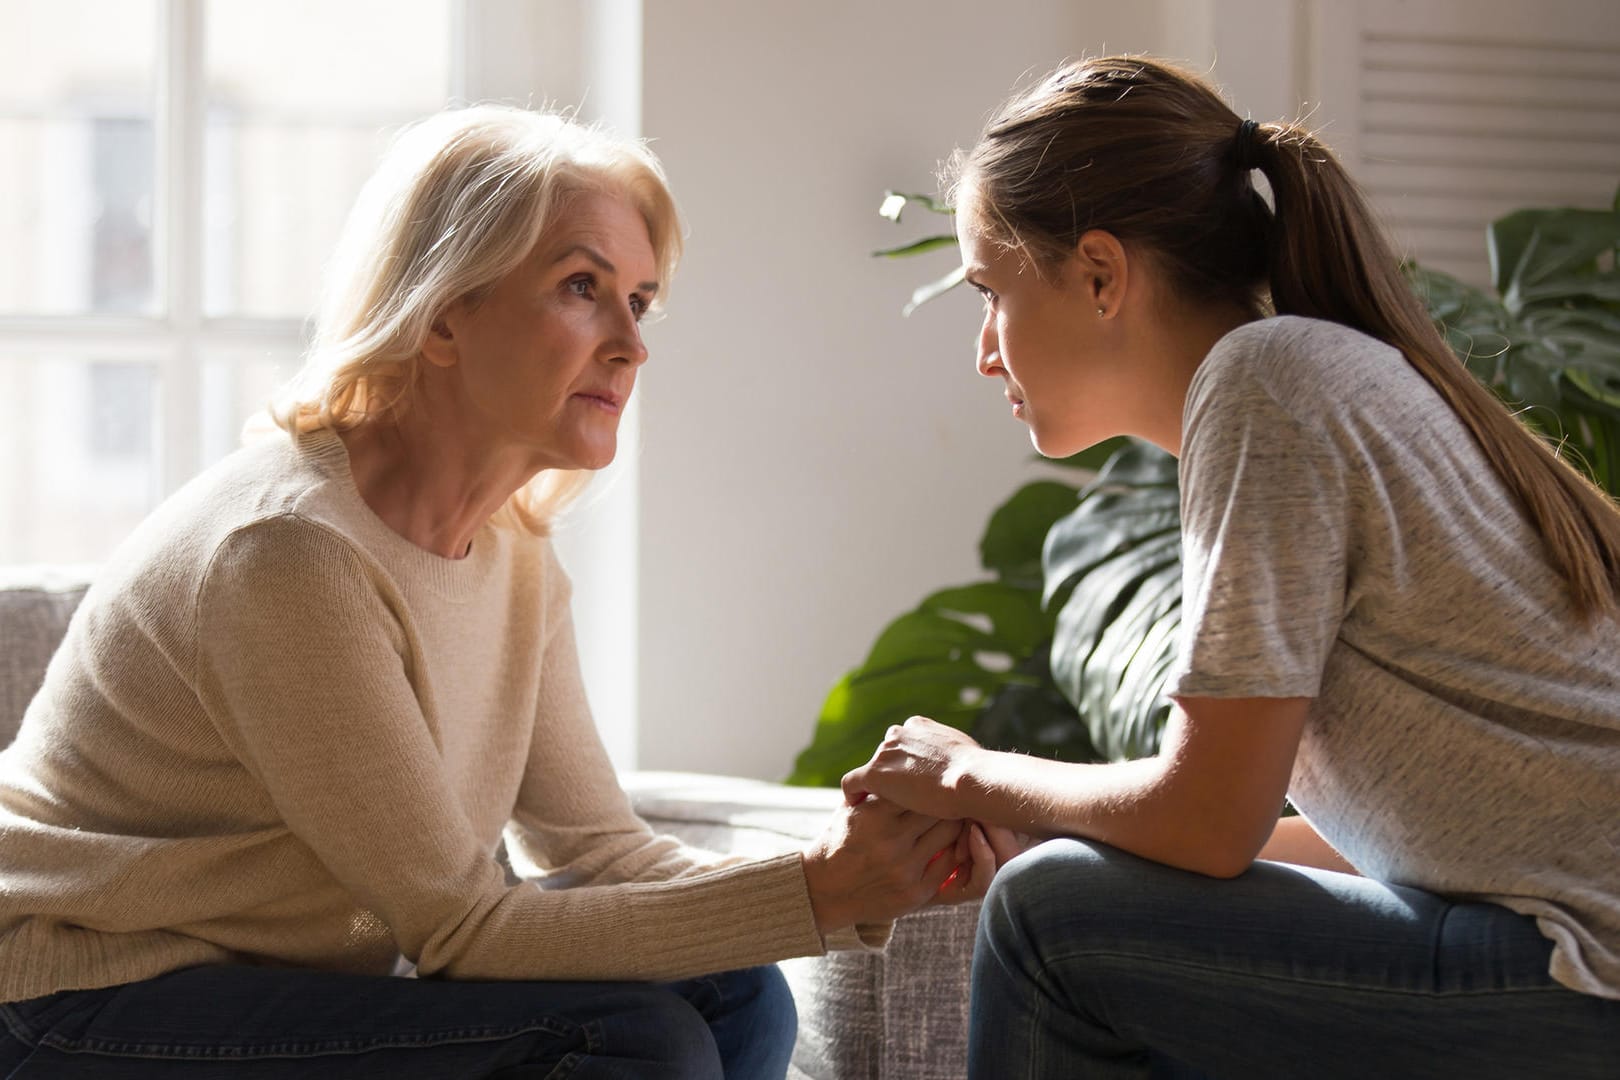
[{"left": 0, "top": 565, "right": 95, "bottom": 748}]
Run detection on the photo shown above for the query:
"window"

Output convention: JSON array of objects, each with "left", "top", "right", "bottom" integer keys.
[
  {"left": 0, "top": 0, "right": 645, "bottom": 769},
  {"left": 0, "top": 0, "right": 455, "bottom": 562}
]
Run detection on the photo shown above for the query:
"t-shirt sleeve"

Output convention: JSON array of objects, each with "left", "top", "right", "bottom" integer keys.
[{"left": 1166, "top": 348, "right": 1353, "bottom": 700}]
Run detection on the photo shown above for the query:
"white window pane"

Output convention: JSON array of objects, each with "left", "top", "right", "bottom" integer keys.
[
  {"left": 200, "top": 350, "right": 301, "bottom": 467},
  {"left": 203, "top": 0, "right": 454, "bottom": 319},
  {"left": 0, "top": 0, "right": 159, "bottom": 316},
  {"left": 0, "top": 356, "right": 162, "bottom": 563}
]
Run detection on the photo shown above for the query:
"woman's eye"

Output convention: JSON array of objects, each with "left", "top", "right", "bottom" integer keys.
[
  {"left": 568, "top": 274, "right": 595, "bottom": 298},
  {"left": 629, "top": 294, "right": 648, "bottom": 320}
]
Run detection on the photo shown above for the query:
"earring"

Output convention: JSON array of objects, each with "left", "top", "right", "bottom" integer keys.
[{"left": 1097, "top": 306, "right": 1106, "bottom": 317}]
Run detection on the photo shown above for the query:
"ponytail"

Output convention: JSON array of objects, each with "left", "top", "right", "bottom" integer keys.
[
  {"left": 1250, "top": 122, "right": 1620, "bottom": 617},
  {"left": 956, "top": 55, "right": 1620, "bottom": 617}
]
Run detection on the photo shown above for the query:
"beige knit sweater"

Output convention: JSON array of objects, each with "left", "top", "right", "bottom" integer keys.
[{"left": 0, "top": 428, "right": 843, "bottom": 1003}]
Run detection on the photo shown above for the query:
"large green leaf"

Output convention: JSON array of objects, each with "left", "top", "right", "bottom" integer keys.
[
  {"left": 1406, "top": 265, "right": 1518, "bottom": 385},
  {"left": 973, "top": 649, "right": 1095, "bottom": 762},
  {"left": 1113, "top": 606, "right": 1183, "bottom": 749},
  {"left": 1522, "top": 306, "right": 1620, "bottom": 370},
  {"left": 1041, "top": 444, "right": 1180, "bottom": 611},
  {"left": 788, "top": 474, "right": 1102, "bottom": 785},
  {"left": 979, "top": 479, "right": 1080, "bottom": 587},
  {"left": 1052, "top": 532, "right": 1181, "bottom": 760},
  {"left": 1490, "top": 207, "right": 1620, "bottom": 310},
  {"left": 1041, "top": 441, "right": 1183, "bottom": 761},
  {"left": 1412, "top": 209, "right": 1620, "bottom": 501},
  {"left": 786, "top": 580, "right": 1051, "bottom": 786}
]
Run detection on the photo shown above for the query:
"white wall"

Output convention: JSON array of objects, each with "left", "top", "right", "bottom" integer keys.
[
  {"left": 507, "top": 0, "right": 1315, "bottom": 781},
  {"left": 1161, "top": 0, "right": 1309, "bottom": 123},
  {"left": 631, "top": 0, "right": 1177, "bottom": 779}
]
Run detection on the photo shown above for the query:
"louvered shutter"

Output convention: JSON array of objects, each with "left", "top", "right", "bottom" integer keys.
[{"left": 1313, "top": 0, "right": 1620, "bottom": 286}]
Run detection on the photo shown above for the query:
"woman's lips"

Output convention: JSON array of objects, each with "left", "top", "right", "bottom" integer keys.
[{"left": 575, "top": 390, "right": 624, "bottom": 414}]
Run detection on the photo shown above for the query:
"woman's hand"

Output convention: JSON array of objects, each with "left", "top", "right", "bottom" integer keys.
[
  {"left": 926, "top": 820, "right": 1039, "bottom": 905},
  {"left": 841, "top": 716, "right": 986, "bottom": 820},
  {"left": 982, "top": 821, "right": 1036, "bottom": 865},
  {"left": 800, "top": 796, "right": 964, "bottom": 934}
]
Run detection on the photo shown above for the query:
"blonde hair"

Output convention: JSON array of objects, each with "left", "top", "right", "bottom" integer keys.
[
  {"left": 273, "top": 105, "right": 683, "bottom": 534},
  {"left": 952, "top": 56, "right": 1620, "bottom": 617}
]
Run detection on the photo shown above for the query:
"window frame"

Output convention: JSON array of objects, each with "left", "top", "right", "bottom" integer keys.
[{"left": 0, "top": 0, "right": 486, "bottom": 498}]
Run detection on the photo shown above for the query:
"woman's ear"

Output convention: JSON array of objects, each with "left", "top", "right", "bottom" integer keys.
[
  {"left": 1073, "top": 229, "right": 1129, "bottom": 318},
  {"left": 421, "top": 308, "right": 460, "bottom": 369}
]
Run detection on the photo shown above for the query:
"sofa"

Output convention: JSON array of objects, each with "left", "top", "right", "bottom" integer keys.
[{"left": 0, "top": 566, "right": 980, "bottom": 1080}]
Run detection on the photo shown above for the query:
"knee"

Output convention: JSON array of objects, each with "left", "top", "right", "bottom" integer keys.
[
  {"left": 709, "top": 964, "right": 798, "bottom": 1069},
  {"left": 619, "top": 990, "right": 725, "bottom": 1080},
  {"left": 983, "top": 838, "right": 1240, "bottom": 966},
  {"left": 981, "top": 839, "right": 1113, "bottom": 946},
  {"left": 746, "top": 964, "right": 798, "bottom": 1053}
]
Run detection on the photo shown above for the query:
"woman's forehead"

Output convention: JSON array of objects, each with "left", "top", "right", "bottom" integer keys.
[{"left": 529, "top": 193, "right": 656, "bottom": 273}]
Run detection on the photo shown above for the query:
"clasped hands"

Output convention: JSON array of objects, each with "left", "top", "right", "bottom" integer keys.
[{"left": 800, "top": 716, "right": 1028, "bottom": 936}]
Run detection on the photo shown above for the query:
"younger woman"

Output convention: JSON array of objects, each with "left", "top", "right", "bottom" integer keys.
[{"left": 845, "top": 56, "right": 1620, "bottom": 1078}]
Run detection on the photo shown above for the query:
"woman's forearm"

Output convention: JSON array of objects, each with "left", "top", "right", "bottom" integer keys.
[
  {"left": 846, "top": 701, "right": 1305, "bottom": 879},
  {"left": 954, "top": 749, "right": 1262, "bottom": 878}
]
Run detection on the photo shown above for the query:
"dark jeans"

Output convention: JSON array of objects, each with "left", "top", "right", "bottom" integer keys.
[
  {"left": 969, "top": 839, "right": 1620, "bottom": 1079},
  {"left": 0, "top": 962, "right": 796, "bottom": 1078}
]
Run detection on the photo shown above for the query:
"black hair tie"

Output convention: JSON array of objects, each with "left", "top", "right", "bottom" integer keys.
[{"left": 1233, "top": 118, "right": 1263, "bottom": 172}]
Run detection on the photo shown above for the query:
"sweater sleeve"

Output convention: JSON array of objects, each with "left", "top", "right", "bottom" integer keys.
[
  {"left": 192, "top": 516, "right": 826, "bottom": 981},
  {"left": 502, "top": 549, "right": 735, "bottom": 889},
  {"left": 500, "top": 551, "right": 899, "bottom": 951}
]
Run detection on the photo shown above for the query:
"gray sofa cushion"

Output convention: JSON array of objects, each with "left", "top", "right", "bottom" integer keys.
[{"left": 0, "top": 565, "right": 92, "bottom": 746}]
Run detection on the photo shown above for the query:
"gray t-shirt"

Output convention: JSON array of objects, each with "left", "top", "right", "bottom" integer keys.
[{"left": 1166, "top": 315, "right": 1620, "bottom": 1000}]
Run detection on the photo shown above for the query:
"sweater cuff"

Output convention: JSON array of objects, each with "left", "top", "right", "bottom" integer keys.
[{"left": 821, "top": 919, "right": 894, "bottom": 952}]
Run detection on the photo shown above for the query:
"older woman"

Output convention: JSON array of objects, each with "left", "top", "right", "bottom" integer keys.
[{"left": 0, "top": 107, "right": 994, "bottom": 1079}]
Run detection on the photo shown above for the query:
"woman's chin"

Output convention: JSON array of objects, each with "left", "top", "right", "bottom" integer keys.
[
  {"left": 1028, "top": 429, "right": 1077, "bottom": 460},
  {"left": 574, "top": 448, "right": 616, "bottom": 472},
  {"left": 545, "top": 438, "right": 617, "bottom": 473},
  {"left": 1030, "top": 423, "right": 1114, "bottom": 461}
]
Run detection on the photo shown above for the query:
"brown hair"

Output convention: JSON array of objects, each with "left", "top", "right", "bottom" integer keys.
[{"left": 952, "top": 55, "right": 1620, "bottom": 617}]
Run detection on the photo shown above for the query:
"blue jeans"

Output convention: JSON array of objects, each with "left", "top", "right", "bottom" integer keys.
[
  {"left": 970, "top": 839, "right": 1620, "bottom": 1079},
  {"left": 0, "top": 963, "right": 796, "bottom": 1078}
]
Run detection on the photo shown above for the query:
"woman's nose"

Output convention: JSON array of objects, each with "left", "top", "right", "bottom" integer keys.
[
  {"left": 616, "top": 333, "right": 649, "bottom": 367},
  {"left": 609, "top": 310, "right": 649, "bottom": 367},
  {"left": 976, "top": 319, "right": 1001, "bottom": 378}
]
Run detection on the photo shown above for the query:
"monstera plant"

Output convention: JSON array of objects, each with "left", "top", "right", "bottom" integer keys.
[{"left": 786, "top": 185, "right": 1620, "bottom": 786}]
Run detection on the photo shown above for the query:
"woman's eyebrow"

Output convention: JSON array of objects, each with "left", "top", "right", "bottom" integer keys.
[{"left": 550, "top": 244, "right": 659, "bottom": 294}]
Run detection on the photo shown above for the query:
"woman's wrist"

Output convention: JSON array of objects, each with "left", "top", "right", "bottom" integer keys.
[
  {"left": 944, "top": 745, "right": 1002, "bottom": 821},
  {"left": 798, "top": 843, "right": 844, "bottom": 935},
  {"left": 949, "top": 746, "right": 1074, "bottom": 836}
]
